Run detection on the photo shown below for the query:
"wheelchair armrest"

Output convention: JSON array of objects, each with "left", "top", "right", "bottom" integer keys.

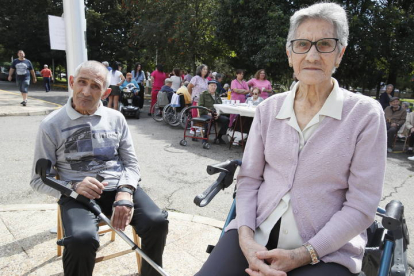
[{"left": 383, "top": 200, "right": 404, "bottom": 231}]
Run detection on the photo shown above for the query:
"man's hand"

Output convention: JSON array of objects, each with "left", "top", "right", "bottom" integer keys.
[
  {"left": 391, "top": 123, "right": 397, "bottom": 127},
  {"left": 33, "top": 78, "right": 37, "bottom": 84},
  {"left": 112, "top": 192, "right": 134, "bottom": 231},
  {"left": 8, "top": 75, "right": 12, "bottom": 81},
  {"left": 411, "top": 127, "right": 414, "bottom": 133},
  {"left": 74, "top": 176, "right": 108, "bottom": 199}
]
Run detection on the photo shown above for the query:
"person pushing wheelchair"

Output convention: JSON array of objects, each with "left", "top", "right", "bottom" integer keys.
[
  {"left": 196, "top": 3, "right": 386, "bottom": 276},
  {"left": 30, "top": 61, "right": 168, "bottom": 276}
]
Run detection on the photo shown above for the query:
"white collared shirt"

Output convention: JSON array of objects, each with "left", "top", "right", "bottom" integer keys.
[{"left": 254, "top": 78, "right": 344, "bottom": 249}]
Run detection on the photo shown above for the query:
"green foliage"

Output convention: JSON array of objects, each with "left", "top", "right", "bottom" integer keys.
[{"left": 0, "top": 0, "right": 413, "bottom": 94}]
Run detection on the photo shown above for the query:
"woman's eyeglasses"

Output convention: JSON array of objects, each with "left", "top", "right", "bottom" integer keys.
[{"left": 290, "top": 38, "right": 340, "bottom": 54}]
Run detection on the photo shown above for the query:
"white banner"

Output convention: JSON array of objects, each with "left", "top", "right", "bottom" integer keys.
[{"left": 48, "top": 15, "right": 66, "bottom": 50}]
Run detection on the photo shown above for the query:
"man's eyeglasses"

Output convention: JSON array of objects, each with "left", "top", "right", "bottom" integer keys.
[
  {"left": 253, "top": 93, "right": 259, "bottom": 95},
  {"left": 290, "top": 38, "right": 340, "bottom": 54}
]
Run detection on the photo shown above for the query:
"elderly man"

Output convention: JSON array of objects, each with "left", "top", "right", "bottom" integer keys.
[
  {"left": 8, "top": 50, "right": 37, "bottom": 106},
  {"left": 198, "top": 80, "right": 229, "bottom": 144},
  {"left": 120, "top": 72, "right": 142, "bottom": 107},
  {"left": 379, "top": 84, "right": 394, "bottom": 110},
  {"left": 384, "top": 96, "right": 407, "bottom": 152},
  {"left": 30, "top": 61, "right": 168, "bottom": 276},
  {"left": 40, "top": 64, "right": 53, "bottom": 92}
]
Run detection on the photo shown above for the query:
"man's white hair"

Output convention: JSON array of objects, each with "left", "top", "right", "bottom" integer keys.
[{"left": 73, "top": 60, "right": 110, "bottom": 89}]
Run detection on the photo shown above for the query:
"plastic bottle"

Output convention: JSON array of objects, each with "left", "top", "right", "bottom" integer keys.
[{"left": 227, "top": 89, "right": 232, "bottom": 100}]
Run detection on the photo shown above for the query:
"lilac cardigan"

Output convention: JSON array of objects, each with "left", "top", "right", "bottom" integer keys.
[{"left": 226, "top": 89, "right": 387, "bottom": 273}]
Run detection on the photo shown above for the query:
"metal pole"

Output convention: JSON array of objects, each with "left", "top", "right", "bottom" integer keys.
[{"left": 63, "top": 0, "right": 88, "bottom": 96}]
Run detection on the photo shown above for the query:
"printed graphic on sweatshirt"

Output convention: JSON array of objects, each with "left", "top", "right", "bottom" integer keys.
[{"left": 63, "top": 124, "right": 120, "bottom": 172}]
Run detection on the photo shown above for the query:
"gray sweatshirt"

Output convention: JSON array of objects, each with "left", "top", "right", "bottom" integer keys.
[{"left": 30, "top": 98, "right": 141, "bottom": 198}]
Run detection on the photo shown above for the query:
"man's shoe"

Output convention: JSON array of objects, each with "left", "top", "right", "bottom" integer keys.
[
  {"left": 387, "top": 147, "right": 393, "bottom": 153},
  {"left": 408, "top": 156, "right": 414, "bottom": 161},
  {"left": 192, "top": 138, "right": 199, "bottom": 142},
  {"left": 22, "top": 101, "right": 27, "bottom": 106},
  {"left": 148, "top": 113, "right": 152, "bottom": 116},
  {"left": 20, "top": 101, "right": 25, "bottom": 105}
]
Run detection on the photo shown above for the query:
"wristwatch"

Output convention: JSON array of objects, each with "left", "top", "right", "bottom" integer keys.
[{"left": 303, "top": 242, "right": 320, "bottom": 265}]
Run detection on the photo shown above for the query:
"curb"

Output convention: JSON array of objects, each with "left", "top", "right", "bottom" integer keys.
[
  {"left": 0, "top": 204, "right": 225, "bottom": 229},
  {"left": 0, "top": 109, "right": 57, "bottom": 117}
]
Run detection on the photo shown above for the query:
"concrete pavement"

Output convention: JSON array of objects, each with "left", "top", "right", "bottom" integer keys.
[
  {"left": 0, "top": 204, "right": 222, "bottom": 276},
  {"left": 0, "top": 89, "right": 61, "bottom": 117}
]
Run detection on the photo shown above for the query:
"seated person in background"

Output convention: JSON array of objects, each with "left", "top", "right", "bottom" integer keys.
[
  {"left": 384, "top": 97, "right": 406, "bottom": 152},
  {"left": 176, "top": 84, "right": 192, "bottom": 106},
  {"left": 402, "top": 101, "right": 411, "bottom": 113},
  {"left": 160, "top": 78, "right": 174, "bottom": 102},
  {"left": 30, "top": 61, "right": 168, "bottom": 276},
  {"left": 198, "top": 80, "right": 229, "bottom": 144},
  {"left": 120, "top": 72, "right": 142, "bottom": 107},
  {"left": 246, "top": 87, "right": 264, "bottom": 106},
  {"left": 404, "top": 111, "right": 414, "bottom": 156},
  {"left": 215, "top": 73, "right": 226, "bottom": 97}
]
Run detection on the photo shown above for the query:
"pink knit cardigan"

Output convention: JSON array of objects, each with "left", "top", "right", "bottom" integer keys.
[{"left": 226, "top": 88, "right": 387, "bottom": 273}]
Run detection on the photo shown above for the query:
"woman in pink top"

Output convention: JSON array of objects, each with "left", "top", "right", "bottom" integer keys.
[
  {"left": 196, "top": 3, "right": 386, "bottom": 276},
  {"left": 230, "top": 69, "right": 250, "bottom": 103},
  {"left": 228, "top": 69, "right": 250, "bottom": 127},
  {"left": 247, "top": 69, "right": 273, "bottom": 99},
  {"left": 150, "top": 64, "right": 167, "bottom": 115},
  {"left": 188, "top": 64, "right": 209, "bottom": 117}
]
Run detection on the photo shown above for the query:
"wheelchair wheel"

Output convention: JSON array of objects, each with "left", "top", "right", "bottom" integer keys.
[
  {"left": 180, "top": 139, "right": 187, "bottom": 146},
  {"left": 163, "top": 104, "right": 180, "bottom": 126},
  {"left": 179, "top": 107, "right": 191, "bottom": 129},
  {"left": 203, "top": 142, "right": 211, "bottom": 149},
  {"left": 151, "top": 102, "right": 164, "bottom": 122}
]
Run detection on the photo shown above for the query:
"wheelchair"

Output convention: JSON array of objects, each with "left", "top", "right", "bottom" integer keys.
[
  {"left": 194, "top": 160, "right": 410, "bottom": 276},
  {"left": 151, "top": 89, "right": 172, "bottom": 122},
  {"left": 162, "top": 94, "right": 188, "bottom": 127},
  {"left": 179, "top": 106, "right": 218, "bottom": 149},
  {"left": 119, "top": 85, "right": 140, "bottom": 119}
]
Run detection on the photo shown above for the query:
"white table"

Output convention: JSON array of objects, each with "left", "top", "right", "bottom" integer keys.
[
  {"left": 214, "top": 104, "right": 256, "bottom": 118},
  {"left": 213, "top": 104, "right": 257, "bottom": 149}
]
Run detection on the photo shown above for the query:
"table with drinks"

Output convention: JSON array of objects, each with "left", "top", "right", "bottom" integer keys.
[{"left": 214, "top": 100, "right": 257, "bottom": 149}]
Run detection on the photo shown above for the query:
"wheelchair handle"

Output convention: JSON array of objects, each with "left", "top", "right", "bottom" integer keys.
[
  {"left": 194, "top": 160, "right": 242, "bottom": 207},
  {"left": 194, "top": 173, "right": 226, "bottom": 207},
  {"left": 382, "top": 200, "right": 404, "bottom": 231}
]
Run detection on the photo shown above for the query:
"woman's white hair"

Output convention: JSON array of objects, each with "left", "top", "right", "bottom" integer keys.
[{"left": 286, "top": 2, "right": 349, "bottom": 51}]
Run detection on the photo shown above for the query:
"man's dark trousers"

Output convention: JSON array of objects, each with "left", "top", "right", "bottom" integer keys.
[
  {"left": 59, "top": 187, "right": 169, "bottom": 276},
  {"left": 43, "top": 77, "right": 51, "bottom": 92},
  {"left": 387, "top": 123, "right": 399, "bottom": 148}
]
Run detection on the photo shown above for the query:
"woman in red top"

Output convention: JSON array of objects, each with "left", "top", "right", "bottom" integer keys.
[
  {"left": 150, "top": 64, "right": 167, "bottom": 116},
  {"left": 40, "top": 64, "right": 53, "bottom": 92}
]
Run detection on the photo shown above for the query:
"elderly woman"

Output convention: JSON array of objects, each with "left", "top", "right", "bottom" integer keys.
[
  {"left": 246, "top": 87, "right": 264, "bottom": 106},
  {"left": 247, "top": 69, "right": 273, "bottom": 99},
  {"left": 196, "top": 3, "right": 386, "bottom": 276},
  {"left": 188, "top": 64, "right": 209, "bottom": 117}
]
